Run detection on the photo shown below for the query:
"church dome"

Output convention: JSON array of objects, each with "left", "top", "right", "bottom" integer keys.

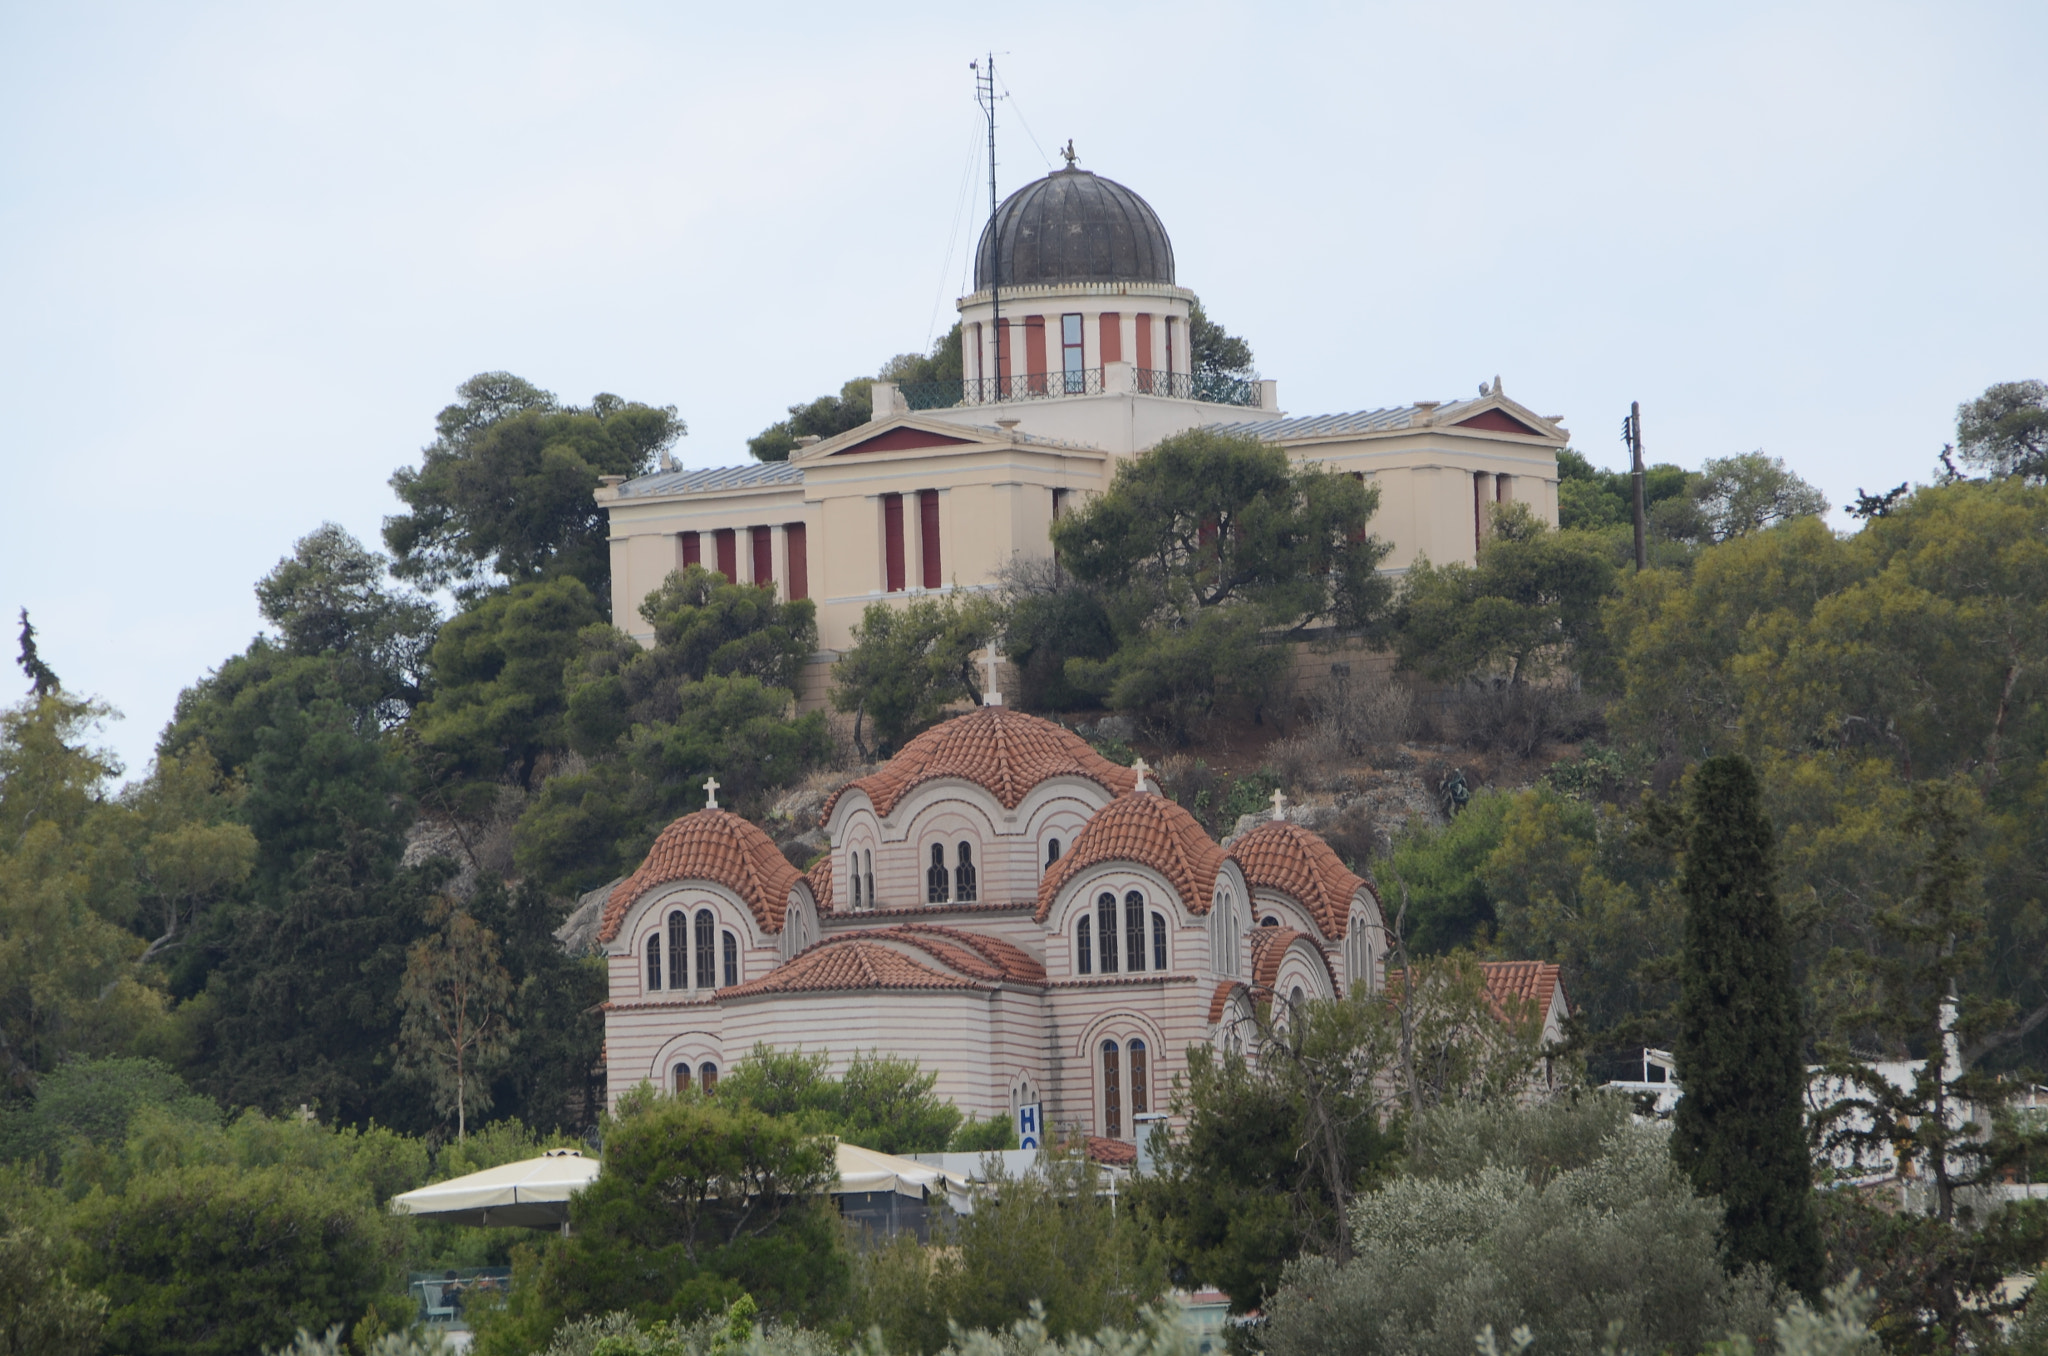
[
  {"left": 973, "top": 168, "right": 1176, "bottom": 289},
  {"left": 1226, "top": 820, "right": 1375, "bottom": 941},
  {"left": 598, "top": 809, "right": 801, "bottom": 943},
  {"left": 1035, "top": 790, "right": 1224, "bottom": 920},
  {"left": 825, "top": 707, "right": 1138, "bottom": 819}
]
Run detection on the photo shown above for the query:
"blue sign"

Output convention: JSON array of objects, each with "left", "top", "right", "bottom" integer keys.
[{"left": 1016, "top": 1102, "right": 1041, "bottom": 1150}]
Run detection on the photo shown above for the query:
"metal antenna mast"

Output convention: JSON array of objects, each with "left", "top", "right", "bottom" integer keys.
[{"left": 973, "top": 55, "right": 1001, "bottom": 400}]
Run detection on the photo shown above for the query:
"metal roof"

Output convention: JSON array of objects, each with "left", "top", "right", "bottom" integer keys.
[
  {"left": 974, "top": 168, "right": 1174, "bottom": 289},
  {"left": 1209, "top": 407, "right": 1428, "bottom": 441},
  {"left": 616, "top": 461, "right": 804, "bottom": 497}
]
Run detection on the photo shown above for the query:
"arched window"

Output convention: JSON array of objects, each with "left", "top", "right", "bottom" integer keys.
[
  {"left": 926, "top": 844, "right": 950, "bottom": 903},
  {"left": 1045, "top": 837, "right": 1062, "bottom": 871},
  {"left": 673, "top": 1063, "right": 690, "bottom": 1093},
  {"left": 1125, "top": 891, "right": 1146, "bottom": 973},
  {"left": 1101, "top": 1040, "right": 1122, "bottom": 1139},
  {"left": 699, "top": 1061, "right": 719, "bottom": 1093},
  {"left": 1129, "top": 1038, "right": 1149, "bottom": 1116},
  {"left": 1096, "top": 893, "right": 1118, "bottom": 974},
  {"left": 864, "top": 850, "right": 875, "bottom": 908},
  {"left": 1152, "top": 913, "right": 1167, "bottom": 971},
  {"left": 695, "top": 909, "right": 715, "bottom": 989},
  {"left": 1077, "top": 917, "right": 1092, "bottom": 975},
  {"left": 645, "top": 934, "right": 663, "bottom": 991},
  {"left": 1260, "top": 916, "right": 1280, "bottom": 928},
  {"left": 668, "top": 910, "right": 688, "bottom": 990},
  {"left": 722, "top": 932, "right": 738, "bottom": 988},
  {"left": 955, "top": 842, "right": 977, "bottom": 902},
  {"left": 851, "top": 854, "right": 862, "bottom": 909},
  {"left": 1290, "top": 985, "right": 1305, "bottom": 1010}
]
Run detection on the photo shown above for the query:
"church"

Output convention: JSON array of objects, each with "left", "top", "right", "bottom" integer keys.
[
  {"left": 590, "top": 160, "right": 1572, "bottom": 1146},
  {"left": 595, "top": 158, "right": 1572, "bottom": 667}
]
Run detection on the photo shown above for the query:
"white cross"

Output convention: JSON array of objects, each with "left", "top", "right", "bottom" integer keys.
[
  {"left": 702, "top": 776, "right": 720, "bottom": 810},
  {"left": 1271, "top": 788, "right": 1289, "bottom": 821},
  {"left": 1130, "top": 757, "right": 1152, "bottom": 794},
  {"left": 981, "top": 643, "right": 1005, "bottom": 707}
]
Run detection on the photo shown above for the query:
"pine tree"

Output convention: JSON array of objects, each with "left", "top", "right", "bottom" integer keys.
[
  {"left": 1670, "top": 755, "right": 1824, "bottom": 1296},
  {"left": 16, "top": 607, "right": 59, "bottom": 695}
]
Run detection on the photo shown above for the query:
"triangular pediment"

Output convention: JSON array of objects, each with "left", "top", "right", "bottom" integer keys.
[
  {"left": 1453, "top": 407, "right": 1548, "bottom": 437},
  {"left": 831, "top": 426, "right": 974, "bottom": 456}
]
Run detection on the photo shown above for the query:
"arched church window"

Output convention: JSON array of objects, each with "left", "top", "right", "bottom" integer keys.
[
  {"left": 1096, "top": 893, "right": 1118, "bottom": 974},
  {"left": 695, "top": 909, "right": 715, "bottom": 989},
  {"left": 1290, "top": 985, "right": 1305, "bottom": 1010},
  {"left": 673, "top": 1063, "right": 690, "bottom": 1093},
  {"left": 1128, "top": 1038, "right": 1148, "bottom": 1116},
  {"left": 668, "top": 910, "right": 687, "bottom": 989},
  {"left": 1125, "top": 891, "right": 1146, "bottom": 973},
  {"left": 722, "top": 931, "right": 738, "bottom": 988},
  {"left": 1260, "top": 916, "right": 1279, "bottom": 928},
  {"left": 645, "top": 935, "right": 663, "bottom": 991},
  {"left": 1077, "top": 917, "right": 1092, "bottom": 975},
  {"left": 955, "top": 842, "right": 977, "bottom": 902},
  {"left": 1045, "top": 837, "right": 1062, "bottom": 871},
  {"left": 927, "top": 844, "right": 950, "bottom": 903},
  {"left": 1152, "top": 913, "right": 1167, "bottom": 971},
  {"left": 1101, "top": 1040, "right": 1122, "bottom": 1139},
  {"left": 850, "top": 854, "right": 862, "bottom": 909},
  {"left": 699, "top": 1061, "right": 719, "bottom": 1093},
  {"left": 864, "top": 850, "right": 875, "bottom": 908}
]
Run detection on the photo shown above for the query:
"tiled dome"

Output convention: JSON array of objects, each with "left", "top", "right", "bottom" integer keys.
[
  {"left": 597, "top": 809, "right": 801, "bottom": 943},
  {"left": 1035, "top": 791, "right": 1224, "bottom": 919},
  {"left": 825, "top": 707, "right": 1137, "bottom": 820},
  {"left": 1225, "top": 820, "right": 1374, "bottom": 940},
  {"left": 720, "top": 924, "right": 1047, "bottom": 998}
]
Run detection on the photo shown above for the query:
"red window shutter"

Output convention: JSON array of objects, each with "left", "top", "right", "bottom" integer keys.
[
  {"left": 883, "top": 494, "right": 905, "bottom": 592},
  {"left": 785, "top": 523, "right": 808, "bottom": 600},
  {"left": 919, "top": 490, "right": 941, "bottom": 589},
  {"left": 1098, "top": 312, "right": 1121, "bottom": 364},
  {"left": 680, "top": 531, "right": 700, "bottom": 567},
  {"left": 996, "top": 321, "right": 1012, "bottom": 383},
  {"left": 714, "top": 528, "right": 737, "bottom": 580},
  {"left": 1134, "top": 312, "right": 1153, "bottom": 371},
  {"left": 751, "top": 525, "right": 772, "bottom": 585},
  {"left": 1024, "top": 316, "right": 1047, "bottom": 394}
]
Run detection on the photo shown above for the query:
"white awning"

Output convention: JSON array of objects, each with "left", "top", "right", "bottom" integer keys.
[{"left": 388, "top": 1149, "right": 601, "bottom": 1228}]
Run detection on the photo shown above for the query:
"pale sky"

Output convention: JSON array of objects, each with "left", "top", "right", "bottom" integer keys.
[{"left": 3, "top": 1, "right": 2043, "bottom": 781}]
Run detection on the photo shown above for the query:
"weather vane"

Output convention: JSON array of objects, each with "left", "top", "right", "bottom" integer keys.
[{"left": 1061, "top": 138, "right": 1078, "bottom": 168}]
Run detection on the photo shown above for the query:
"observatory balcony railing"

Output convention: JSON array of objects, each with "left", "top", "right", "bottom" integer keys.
[{"left": 898, "top": 366, "right": 1264, "bottom": 411}]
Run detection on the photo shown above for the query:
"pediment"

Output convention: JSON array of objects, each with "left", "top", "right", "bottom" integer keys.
[
  {"left": 829, "top": 426, "right": 974, "bottom": 456},
  {"left": 1453, "top": 407, "right": 1548, "bottom": 437}
]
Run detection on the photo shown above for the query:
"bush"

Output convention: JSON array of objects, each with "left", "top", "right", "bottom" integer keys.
[{"left": 1263, "top": 1097, "right": 1777, "bottom": 1356}]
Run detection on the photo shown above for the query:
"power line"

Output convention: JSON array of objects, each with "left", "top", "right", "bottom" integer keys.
[
  {"left": 994, "top": 69, "right": 1055, "bottom": 172},
  {"left": 925, "top": 114, "right": 985, "bottom": 351}
]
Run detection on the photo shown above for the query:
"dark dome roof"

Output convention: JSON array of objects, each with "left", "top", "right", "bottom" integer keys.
[{"left": 974, "top": 168, "right": 1175, "bottom": 289}]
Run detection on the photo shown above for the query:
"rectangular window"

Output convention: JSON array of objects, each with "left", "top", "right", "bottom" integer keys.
[
  {"left": 1077, "top": 919, "right": 1092, "bottom": 974},
  {"left": 1152, "top": 914, "right": 1167, "bottom": 971},
  {"left": 1097, "top": 895, "right": 1118, "bottom": 974},
  {"left": 722, "top": 932, "right": 738, "bottom": 988},
  {"left": 1126, "top": 895, "right": 1146, "bottom": 973},
  {"left": 785, "top": 522, "right": 808, "bottom": 600},
  {"left": 1130, "top": 1041, "right": 1148, "bottom": 1116},
  {"left": 1102, "top": 1043, "right": 1122, "bottom": 1139},
  {"left": 751, "top": 525, "right": 772, "bottom": 586},
  {"left": 919, "top": 489, "right": 941, "bottom": 588},
  {"left": 679, "top": 531, "right": 701, "bottom": 568},
  {"left": 1134, "top": 312, "right": 1153, "bottom": 388},
  {"left": 1023, "top": 315, "right": 1047, "bottom": 394},
  {"left": 1061, "top": 313, "right": 1084, "bottom": 393},
  {"left": 695, "top": 911, "right": 715, "bottom": 989},
  {"left": 883, "top": 494, "right": 905, "bottom": 592},
  {"left": 714, "top": 528, "right": 737, "bottom": 580},
  {"left": 1098, "top": 311, "right": 1121, "bottom": 364}
]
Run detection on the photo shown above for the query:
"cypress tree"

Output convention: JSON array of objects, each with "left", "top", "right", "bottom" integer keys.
[{"left": 1670, "top": 754, "right": 1824, "bottom": 1296}]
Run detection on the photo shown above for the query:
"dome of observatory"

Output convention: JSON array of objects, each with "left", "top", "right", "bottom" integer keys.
[{"left": 973, "top": 167, "right": 1176, "bottom": 289}]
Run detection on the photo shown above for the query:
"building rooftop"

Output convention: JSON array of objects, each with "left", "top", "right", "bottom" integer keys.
[{"left": 615, "top": 460, "right": 804, "bottom": 498}]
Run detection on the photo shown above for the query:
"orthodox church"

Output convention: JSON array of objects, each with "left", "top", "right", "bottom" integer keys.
[
  {"left": 595, "top": 159, "right": 1572, "bottom": 672},
  {"left": 594, "top": 705, "right": 1569, "bottom": 1146}
]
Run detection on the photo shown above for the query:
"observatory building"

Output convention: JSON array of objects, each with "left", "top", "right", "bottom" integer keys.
[{"left": 596, "top": 162, "right": 1569, "bottom": 661}]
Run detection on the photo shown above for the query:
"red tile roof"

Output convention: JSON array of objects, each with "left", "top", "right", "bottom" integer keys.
[
  {"left": 1248, "top": 925, "right": 1307, "bottom": 990},
  {"left": 597, "top": 809, "right": 801, "bottom": 943},
  {"left": 1225, "top": 820, "right": 1372, "bottom": 940},
  {"left": 1035, "top": 792, "right": 1224, "bottom": 920},
  {"left": 718, "top": 923, "right": 1048, "bottom": 999},
  {"left": 1207, "top": 980, "right": 1238, "bottom": 1024},
  {"left": 1382, "top": 960, "right": 1567, "bottom": 1026},
  {"left": 1084, "top": 1136, "right": 1137, "bottom": 1166},
  {"left": 804, "top": 856, "right": 833, "bottom": 912},
  {"left": 823, "top": 707, "right": 1137, "bottom": 820}
]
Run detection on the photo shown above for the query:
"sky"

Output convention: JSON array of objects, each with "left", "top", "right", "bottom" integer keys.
[{"left": 2, "top": 0, "right": 2043, "bottom": 782}]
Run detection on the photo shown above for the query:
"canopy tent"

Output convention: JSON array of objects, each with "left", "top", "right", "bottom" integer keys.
[
  {"left": 388, "top": 1148, "right": 601, "bottom": 1228},
  {"left": 387, "top": 1143, "right": 974, "bottom": 1228}
]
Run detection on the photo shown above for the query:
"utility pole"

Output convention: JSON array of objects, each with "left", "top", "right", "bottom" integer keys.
[
  {"left": 973, "top": 56, "right": 1000, "bottom": 402},
  {"left": 1625, "top": 401, "right": 1647, "bottom": 571}
]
